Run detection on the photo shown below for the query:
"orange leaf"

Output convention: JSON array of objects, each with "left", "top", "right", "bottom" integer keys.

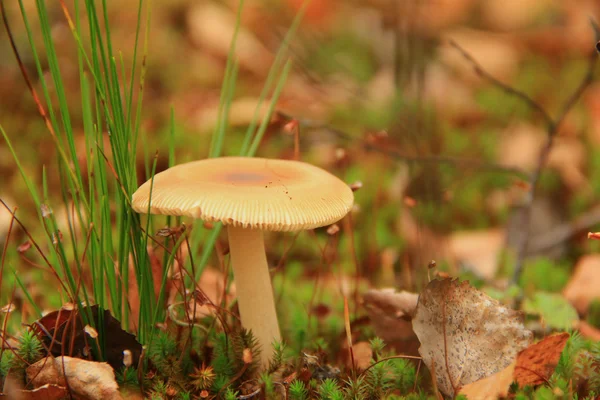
[
  {"left": 459, "top": 361, "right": 516, "bottom": 400},
  {"left": 514, "top": 333, "right": 569, "bottom": 388}
]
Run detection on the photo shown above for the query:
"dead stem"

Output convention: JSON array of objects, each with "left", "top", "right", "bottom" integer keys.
[
  {"left": 449, "top": 26, "right": 599, "bottom": 284},
  {"left": 276, "top": 111, "right": 528, "bottom": 178}
]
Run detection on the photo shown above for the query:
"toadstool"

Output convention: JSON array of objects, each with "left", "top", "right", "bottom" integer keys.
[{"left": 131, "top": 157, "right": 354, "bottom": 367}]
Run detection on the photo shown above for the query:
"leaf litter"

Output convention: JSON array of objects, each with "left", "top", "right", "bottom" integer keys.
[
  {"left": 513, "top": 332, "right": 570, "bottom": 387},
  {"left": 412, "top": 278, "right": 532, "bottom": 397},
  {"left": 459, "top": 333, "right": 569, "bottom": 399},
  {"left": 31, "top": 305, "right": 142, "bottom": 370},
  {"left": 27, "top": 356, "right": 122, "bottom": 400}
]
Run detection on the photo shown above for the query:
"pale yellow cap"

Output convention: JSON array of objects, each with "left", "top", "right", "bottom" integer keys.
[{"left": 132, "top": 157, "right": 354, "bottom": 232}]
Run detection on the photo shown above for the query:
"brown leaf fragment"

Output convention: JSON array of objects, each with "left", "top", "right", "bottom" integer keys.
[
  {"left": 459, "top": 360, "right": 516, "bottom": 400},
  {"left": 31, "top": 305, "right": 142, "bottom": 370},
  {"left": 514, "top": 333, "right": 570, "bottom": 388},
  {"left": 363, "top": 289, "right": 419, "bottom": 352},
  {"left": 412, "top": 278, "right": 532, "bottom": 397},
  {"left": 27, "top": 356, "right": 122, "bottom": 400},
  {"left": 364, "top": 288, "right": 418, "bottom": 319},
  {"left": 18, "top": 384, "right": 68, "bottom": 400},
  {"left": 563, "top": 255, "right": 600, "bottom": 314},
  {"left": 448, "top": 229, "right": 504, "bottom": 280},
  {"left": 342, "top": 341, "right": 373, "bottom": 371},
  {"left": 576, "top": 320, "right": 600, "bottom": 341}
]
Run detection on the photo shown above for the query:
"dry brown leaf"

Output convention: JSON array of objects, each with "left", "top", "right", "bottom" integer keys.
[
  {"left": 345, "top": 341, "right": 373, "bottom": 370},
  {"left": 413, "top": 278, "right": 532, "bottom": 397},
  {"left": 498, "top": 123, "right": 587, "bottom": 190},
  {"left": 514, "top": 333, "right": 569, "bottom": 387},
  {"left": 480, "top": 0, "right": 554, "bottom": 31},
  {"left": 448, "top": 229, "right": 505, "bottom": 280},
  {"left": 420, "top": 64, "right": 480, "bottom": 120},
  {"left": 547, "top": 138, "right": 588, "bottom": 191},
  {"left": 363, "top": 288, "right": 418, "bottom": 348},
  {"left": 459, "top": 360, "right": 516, "bottom": 400},
  {"left": 18, "top": 384, "right": 68, "bottom": 400},
  {"left": 286, "top": 0, "right": 338, "bottom": 27},
  {"left": 563, "top": 254, "right": 600, "bottom": 314},
  {"left": 397, "top": 208, "right": 452, "bottom": 273},
  {"left": 367, "top": 0, "right": 475, "bottom": 33},
  {"left": 32, "top": 306, "right": 141, "bottom": 370},
  {"left": 576, "top": 320, "right": 600, "bottom": 341},
  {"left": 584, "top": 83, "right": 600, "bottom": 146},
  {"left": 195, "top": 97, "right": 270, "bottom": 133},
  {"left": 441, "top": 29, "right": 520, "bottom": 84},
  {"left": 0, "top": 195, "right": 15, "bottom": 241},
  {"left": 187, "top": 3, "right": 273, "bottom": 76},
  {"left": 27, "top": 356, "right": 122, "bottom": 400},
  {"left": 189, "top": 267, "right": 237, "bottom": 318}
]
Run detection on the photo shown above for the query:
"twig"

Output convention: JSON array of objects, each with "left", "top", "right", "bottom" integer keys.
[
  {"left": 449, "top": 28, "right": 599, "bottom": 284},
  {"left": 527, "top": 204, "right": 600, "bottom": 254},
  {"left": 448, "top": 40, "right": 553, "bottom": 129},
  {"left": 275, "top": 111, "right": 528, "bottom": 178}
]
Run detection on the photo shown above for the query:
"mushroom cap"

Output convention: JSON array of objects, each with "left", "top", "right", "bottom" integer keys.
[{"left": 132, "top": 157, "right": 354, "bottom": 231}]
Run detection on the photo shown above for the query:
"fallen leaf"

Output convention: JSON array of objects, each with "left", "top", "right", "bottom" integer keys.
[
  {"left": 368, "top": 0, "right": 475, "bottom": 33},
  {"left": 442, "top": 29, "right": 521, "bottom": 84},
  {"left": 563, "top": 254, "right": 600, "bottom": 314},
  {"left": 363, "top": 288, "right": 419, "bottom": 351},
  {"left": 576, "top": 320, "right": 600, "bottom": 341},
  {"left": 189, "top": 267, "right": 237, "bottom": 318},
  {"left": 341, "top": 342, "right": 373, "bottom": 370},
  {"left": 459, "top": 360, "right": 516, "bottom": 400},
  {"left": 584, "top": 83, "right": 600, "bottom": 146},
  {"left": 364, "top": 288, "right": 418, "bottom": 319},
  {"left": 187, "top": 3, "right": 273, "bottom": 76},
  {"left": 412, "top": 278, "right": 532, "bottom": 397},
  {"left": 0, "top": 196, "right": 15, "bottom": 241},
  {"left": 18, "top": 384, "right": 68, "bottom": 400},
  {"left": 195, "top": 97, "right": 271, "bottom": 134},
  {"left": 498, "top": 123, "right": 587, "bottom": 190},
  {"left": 522, "top": 292, "right": 579, "bottom": 331},
  {"left": 514, "top": 333, "right": 570, "bottom": 387},
  {"left": 480, "top": 0, "right": 555, "bottom": 31},
  {"left": 447, "top": 229, "right": 505, "bottom": 280},
  {"left": 286, "top": 0, "right": 338, "bottom": 26},
  {"left": 420, "top": 64, "right": 480, "bottom": 121},
  {"left": 31, "top": 305, "right": 142, "bottom": 370},
  {"left": 27, "top": 356, "right": 122, "bottom": 400}
]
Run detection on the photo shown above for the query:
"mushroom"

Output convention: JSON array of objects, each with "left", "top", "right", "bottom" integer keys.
[{"left": 131, "top": 157, "right": 354, "bottom": 367}]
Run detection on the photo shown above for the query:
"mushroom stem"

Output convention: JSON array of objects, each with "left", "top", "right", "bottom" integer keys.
[{"left": 227, "top": 225, "right": 281, "bottom": 369}]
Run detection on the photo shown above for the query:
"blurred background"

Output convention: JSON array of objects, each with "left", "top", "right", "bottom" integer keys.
[{"left": 2, "top": 0, "right": 600, "bottom": 343}]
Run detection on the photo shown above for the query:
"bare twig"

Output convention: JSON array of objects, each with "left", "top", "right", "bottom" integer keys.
[
  {"left": 449, "top": 28, "right": 599, "bottom": 284},
  {"left": 448, "top": 40, "right": 554, "bottom": 129},
  {"left": 528, "top": 204, "right": 600, "bottom": 254},
  {"left": 275, "top": 111, "right": 528, "bottom": 178}
]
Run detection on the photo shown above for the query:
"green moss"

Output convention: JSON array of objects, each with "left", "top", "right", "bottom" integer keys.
[
  {"left": 519, "top": 258, "right": 571, "bottom": 292},
  {"left": 522, "top": 292, "right": 578, "bottom": 330},
  {"left": 289, "top": 380, "right": 309, "bottom": 400},
  {"left": 588, "top": 299, "right": 600, "bottom": 328},
  {"left": 304, "top": 33, "right": 377, "bottom": 84}
]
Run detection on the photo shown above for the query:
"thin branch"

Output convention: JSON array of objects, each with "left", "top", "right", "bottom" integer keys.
[
  {"left": 449, "top": 29, "right": 599, "bottom": 284},
  {"left": 276, "top": 111, "right": 527, "bottom": 178},
  {"left": 528, "top": 204, "right": 600, "bottom": 254},
  {"left": 448, "top": 40, "right": 554, "bottom": 129},
  {"left": 511, "top": 38, "right": 598, "bottom": 283}
]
